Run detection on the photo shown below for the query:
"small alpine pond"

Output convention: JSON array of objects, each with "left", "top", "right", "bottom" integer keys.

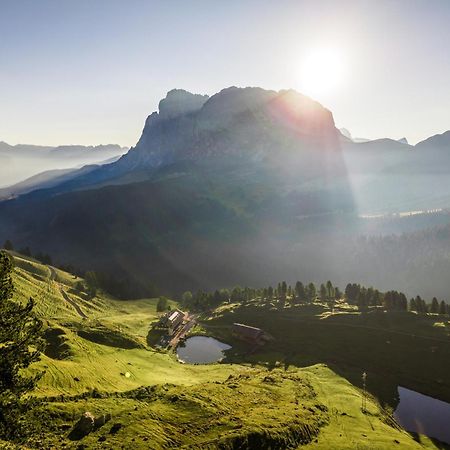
[{"left": 177, "top": 336, "right": 231, "bottom": 364}]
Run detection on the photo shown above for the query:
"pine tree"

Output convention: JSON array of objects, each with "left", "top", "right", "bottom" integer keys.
[
  {"left": 231, "top": 286, "right": 243, "bottom": 302},
  {"left": 290, "top": 289, "right": 297, "bottom": 306},
  {"left": 2, "top": 240, "right": 13, "bottom": 251},
  {"left": 345, "top": 283, "right": 360, "bottom": 305},
  {"left": 373, "top": 290, "right": 382, "bottom": 306},
  {"left": 18, "top": 247, "right": 31, "bottom": 257},
  {"left": 156, "top": 296, "right": 169, "bottom": 311},
  {"left": 212, "top": 290, "right": 221, "bottom": 305},
  {"left": 319, "top": 283, "right": 327, "bottom": 301},
  {"left": 326, "top": 280, "right": 334, "bottom": 299},
  {"left": 357, "top": 290, "right": 368, "bottom": 312},
  {"left": 295, "top": 281, "right": 305, "bottom": 304},
  {"left": 399, "top": 293, "right": 408, "bottom": 311},
  {"left": 307, "top": 283, "right": 316, "bottom": 303},
  {"left": 220, "top": 288, "right": 230, "bottom": 303},
  {"left": 181, "top": 291, "right": 193, "bottom": 306},
  {"left": 430, "top": 297, "right": 439, "bottom": 314},
  {"left": 324, "top": 281, "right": 334, "bottom": 310},
  {"left": 0, "top": 251, "right": 43, "bottom": 439},
  {"left": 415, "top": 296, "right": 423, "bottom": 313},
  {"left": 84, "top": 271, "right": 99, "bottom": 299},
  {"left": 276, "top": 282, "right": 285, "bottom": 309},
  {"left": 439, "top": 300, "right": 447, "bottom": 315}
]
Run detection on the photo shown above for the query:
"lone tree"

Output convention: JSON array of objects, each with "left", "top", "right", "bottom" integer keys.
[
  {"left": 430, "top": 297, "right": 439, "bottom": 314},
  {"left": 0, "top": 251, "right": 43, "bottom": 440},
  {"left": 18, "top": 247, "right": 32, "bottom": 257},
  {"left": 156, "top": 296, "right": 169, "bottom": 312},
  {"left": 84, "top": 271, "right": 99, "bottom": 299},
  {"left": 181, "top": 291, "right": 193, "bottom": 307},
  {"left": 2, "top": 240, "right": 14, "bottom": 251}
]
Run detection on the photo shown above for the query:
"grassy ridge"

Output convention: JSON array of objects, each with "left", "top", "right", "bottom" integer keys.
[{"left": 9, "top": 255, "right": 444, "bottom": 449}]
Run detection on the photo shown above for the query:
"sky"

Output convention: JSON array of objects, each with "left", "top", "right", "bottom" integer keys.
[{"left": 1, "top": 0, "right": 449, "bottom": 147}]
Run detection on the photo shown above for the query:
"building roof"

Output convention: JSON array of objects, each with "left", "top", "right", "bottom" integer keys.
[
  {"left": 232, "top": 322, "right": 263, "bottom": 338},
  {"left": 166, "top": 309, "right": 185, "bottom": 324}
]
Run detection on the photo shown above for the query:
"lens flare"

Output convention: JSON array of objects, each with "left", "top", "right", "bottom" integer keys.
[{"left": 299, "top": 46, "right": 346, "bottom": 98}]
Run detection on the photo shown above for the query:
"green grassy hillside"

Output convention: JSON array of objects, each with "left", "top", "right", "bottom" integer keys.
[
  {"left": 12, "top": 253, "right": 234, "bottom": 397},
  {"left": 8, "top": 255, "right": 446, "bottom": 449},
  {"left": 203, "top": 299, "right": 450, "bottom": 406}
]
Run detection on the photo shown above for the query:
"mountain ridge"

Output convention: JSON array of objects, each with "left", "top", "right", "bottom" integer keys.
[
  {"left": 0, "top": 142, "right": 128, "bottom": 188},
  {"left": 416, "top": 130, "right": 450, "bottom": 150},
  {"left": 3, "top": 87, "right": 447, "bottom": 198}
]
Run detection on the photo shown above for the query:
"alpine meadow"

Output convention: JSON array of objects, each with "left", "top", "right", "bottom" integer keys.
[{"left": 1, "top": 1, "right": 450, "bottom": 449}]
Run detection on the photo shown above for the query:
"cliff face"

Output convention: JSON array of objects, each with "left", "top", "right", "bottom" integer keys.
[{"left": 114, "top": 86, "right": 340, "bottom": 172}]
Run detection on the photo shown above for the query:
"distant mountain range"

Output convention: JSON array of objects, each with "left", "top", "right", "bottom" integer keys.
[
  {"left": 0, "top": 87, "right": 449, "bottom": 298},
  {"left": 339, "top": 128, "right": 410, "bottom": 145},
  {"left": 0, "top": 142, "right": 127, "bottom": 188}
]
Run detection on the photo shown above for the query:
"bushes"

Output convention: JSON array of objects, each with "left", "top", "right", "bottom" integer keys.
[{"left": 157, "top": 297, "right": 169, "bottom": 312}]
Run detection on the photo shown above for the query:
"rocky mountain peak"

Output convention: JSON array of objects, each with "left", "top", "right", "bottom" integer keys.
[
  {"left": 111, "top": 86, "right": 341, "bottom": 173},
  {"left": 158, "top": 89, "right": 209, "bottom": 120}
]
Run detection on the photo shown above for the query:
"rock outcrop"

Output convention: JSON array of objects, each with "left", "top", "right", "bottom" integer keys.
[
  {"left": 68, "top": 411, "right": 111, "bottom": 440},
  {"left": 69, "top": 412, "right": 95, "bottom": 440},
  {"left": 158, "top": 89, "right": 209, "bottom": 119}
]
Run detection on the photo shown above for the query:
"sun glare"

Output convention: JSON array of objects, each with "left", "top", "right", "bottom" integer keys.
[{"left": 298, "top": 46, "right": 345, "bottom": 98}]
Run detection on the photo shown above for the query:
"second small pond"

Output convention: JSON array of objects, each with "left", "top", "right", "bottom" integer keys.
[{"left": 394, "top": 386, "right": 450, "bottom": 444}]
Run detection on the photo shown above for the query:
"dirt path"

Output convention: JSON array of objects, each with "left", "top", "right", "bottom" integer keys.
[
  {"left": 60, "top": 288, "right": 88, "bottom": 319},
  {"left": 49, "top": 267, "right": 88, "bottom": 319}
]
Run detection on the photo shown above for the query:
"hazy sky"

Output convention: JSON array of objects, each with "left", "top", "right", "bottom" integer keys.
[{"left": 1, "top": 0, "right": 449, "bottom": 146}]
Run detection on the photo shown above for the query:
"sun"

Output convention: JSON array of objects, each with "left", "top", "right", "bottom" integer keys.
[{"left": 298, "top": 46, "right": 345, "bottom": 98}]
